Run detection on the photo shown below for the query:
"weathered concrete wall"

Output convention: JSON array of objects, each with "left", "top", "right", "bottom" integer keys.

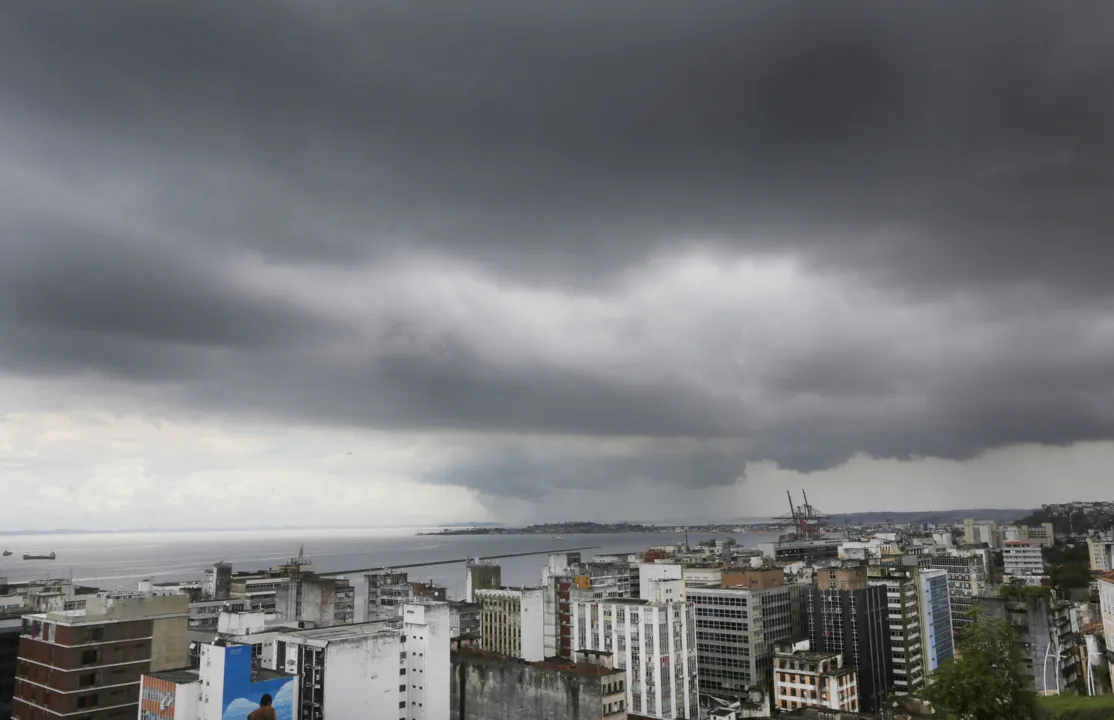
[{"left": 451, "top": 653, "right": 606, "bottom": 720}]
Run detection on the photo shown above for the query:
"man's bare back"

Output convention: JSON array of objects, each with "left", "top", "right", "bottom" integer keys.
[{"left": 247, "top": 706, "right": 276, "bottom": 720}]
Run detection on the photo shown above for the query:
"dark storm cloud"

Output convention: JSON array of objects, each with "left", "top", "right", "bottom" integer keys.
[{"left": 1, "top": 1, "right": 1114, "bottom": 499}]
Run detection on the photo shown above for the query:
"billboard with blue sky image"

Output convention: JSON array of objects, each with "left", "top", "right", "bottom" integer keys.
[{"left": 220, "top": 644, "right": 295, "bottom": 720}]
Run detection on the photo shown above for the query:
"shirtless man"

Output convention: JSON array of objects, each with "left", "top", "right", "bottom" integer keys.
[{"left": 247, "top": 693, "right": 276, "bottom": 720}]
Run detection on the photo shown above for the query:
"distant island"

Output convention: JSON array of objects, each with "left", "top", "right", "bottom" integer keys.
[
  {"left": 418, "top": 509, "right": 1037, "bottom": 536},
  {"left": 419, "top": 521, "right": 679, "bottom": 536}
]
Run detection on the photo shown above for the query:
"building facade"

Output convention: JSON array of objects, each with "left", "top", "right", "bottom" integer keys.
[
  {"left": 450, "top": 648, "right": 626, "bottom": 720},
  {"left": 1099, "top": 575, "right": 1114, "bottom": 691},
  {"left": 448, "top": 601, "right": 481, "bottom": 639},
  {"left": 1003, "top": 523, "right": 1056, "bottom": 549},
  {"left": 773, "top": 645, "right": 858, "bottom": 714},
  {"left": 962, "top": 519, "right": 999, "bottom": 549},
  {"left": 1003, "top": 542, "right": 1047, "bottom": 585},
  {"left": 465, "top": 562, "right": 501, "bottom": 603},
  {"left": 12, "top": 593, "right": 189, "bottom": 720},
  {"left": 1088, "top": 539, "right": 1114, "bottom": 573},
  {"left": 366, "top": 570, "right": 413, "bottom": 621},
  {"left": 203, "top": 564, "right": 232, "bottom": 602},
  {"left": 1, "top": 612, "right": 22, "bottom": 720},
  {"left": 974, "top": 593, "right": 1081, "bottom": 696},
  {"left": 916, "top": 569, "right": 954, "bottom": 674},
  {"left": 917, "top": 548, "right": 990, "bottom": 631},
  {"left": 866, "top": 565, "right": 924, "bottom": 695},
  {"left": 572, "top": 597, "right": 697, "bottom": 720},
  {"left": 687, "top": 583, "right": 807, "bottom": 702},
  {"left": 475, "top": 588, "right": 545, "bottom": 662},
  {"left": 806, "top": 581, "right": 892, "bottom": 713}
]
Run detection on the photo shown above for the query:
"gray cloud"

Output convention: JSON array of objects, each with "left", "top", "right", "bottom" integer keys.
[{"left": 1, "top": 2, "right": 1114, "bottom": 506}]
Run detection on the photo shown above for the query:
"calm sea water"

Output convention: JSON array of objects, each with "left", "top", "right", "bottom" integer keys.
[{"left": 0, "top": 528, "right": 779, "bottom": 602}]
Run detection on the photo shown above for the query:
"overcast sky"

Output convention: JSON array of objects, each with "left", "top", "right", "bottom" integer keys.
[{"left": 2, "top": 2, "right": 1114, "bottom": 530}]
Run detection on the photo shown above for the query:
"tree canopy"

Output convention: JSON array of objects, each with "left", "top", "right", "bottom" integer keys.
[{"left": 921, "top": 613, "right": 1036, "bottom": 719}]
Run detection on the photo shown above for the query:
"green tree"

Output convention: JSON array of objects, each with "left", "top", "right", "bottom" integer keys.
[{"left": 921, "top": 614, "right": 1036, "bottom": 719}]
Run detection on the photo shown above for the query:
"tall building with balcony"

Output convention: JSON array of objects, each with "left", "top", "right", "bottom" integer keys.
[
  {"left": 687, "top": 581, "right": 807, "bottom": 703},
  {"left": 12, "top": 592, "right": 189, "bottom": 720},
  {"left": 571, "top": 586, "right": 697, "bottom": 720}
]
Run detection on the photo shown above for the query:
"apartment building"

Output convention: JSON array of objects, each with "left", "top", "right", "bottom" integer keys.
[
  {"left": 475, "top": 588, "right": 545, "bottom": 661},
  {"left": 773, "top": 644, "right": 858, "bottom": 713},
  {"left": 12, "top": 592, "right": 189, "bottom": 720},
  {"left": 366, "top": 570, "right": 413, "bottom": 621},
  {"left": 571, "top": 586, "right": 697, "bottom": 720},
  {"left": 448, "top": 601, "right": 481, "bottom": 639},
  {"left": 1003, "top": 542, "right": 1047, "bottom": 585},
  {"left": 1003, "top": 523, "right": 1056, "bottom": 549},
  {"left": 917, "top": 548, "right": 990, "bottom": 631},
  {"left": 687, "top": 582, "right": 807, "bottom": 703},
  {"left": 1088, "top": 538, "right": 1114, "bottom": 573},
  {"left": 962, "top": 519, "right": 999, "bottom": 549},
  {"left": 272, "top": 600, "right": 450, "bottom": 720}
]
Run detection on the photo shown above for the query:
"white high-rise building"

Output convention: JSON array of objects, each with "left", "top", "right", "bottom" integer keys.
[
  {"left": 475, "top": 587, "right": 545, "bottom": 661},
  {"left": 401, "top": 601, "right": 451, "bottom": 720},
  {"left": 1088, "top": 538, "right": 1114, "bottom": 573},
  {"left": 639, "top": 563, "right": 683, "bottom": 599},
  {"left": 572, "top": 591, "right": 697, "bottom": 720},
  {"left": 1003, "top": 542, "right": 1047, "bottom": 585},
  {"left": 269, "top": 600, "right": 451, "bottom": 720}
]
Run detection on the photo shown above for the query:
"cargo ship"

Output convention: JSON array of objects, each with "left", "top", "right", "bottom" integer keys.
[{"left": 23, "top": 552, "right": 56, "bottom": 560}]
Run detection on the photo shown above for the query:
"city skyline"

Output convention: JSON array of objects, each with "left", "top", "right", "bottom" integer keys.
[{"left": 3, "top": 3, "right": 1114, "bottom": 529}]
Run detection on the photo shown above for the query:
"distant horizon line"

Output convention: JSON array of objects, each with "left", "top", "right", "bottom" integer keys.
[{"left": 0, "top": 507, "right": 1037, "bottom": 535}]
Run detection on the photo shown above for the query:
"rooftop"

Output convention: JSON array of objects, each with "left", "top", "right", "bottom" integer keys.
[
  {"left": 452, "top": 646, "right": 622, "bottom": 677},
  {"left": 775, "top": 649, "right": 843, "bottom": 663},
  {"left": 252, "top": 666, "right": 290, "bottom": 683},
  {"left": 277, "top": 620, "right": 398, "bottom": 642},
  {"left": 147, "top": 668, "right": 199, "bottom": 685},
  {"left": 535, "top": 658, "right": 622, "bottom": 677}
]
